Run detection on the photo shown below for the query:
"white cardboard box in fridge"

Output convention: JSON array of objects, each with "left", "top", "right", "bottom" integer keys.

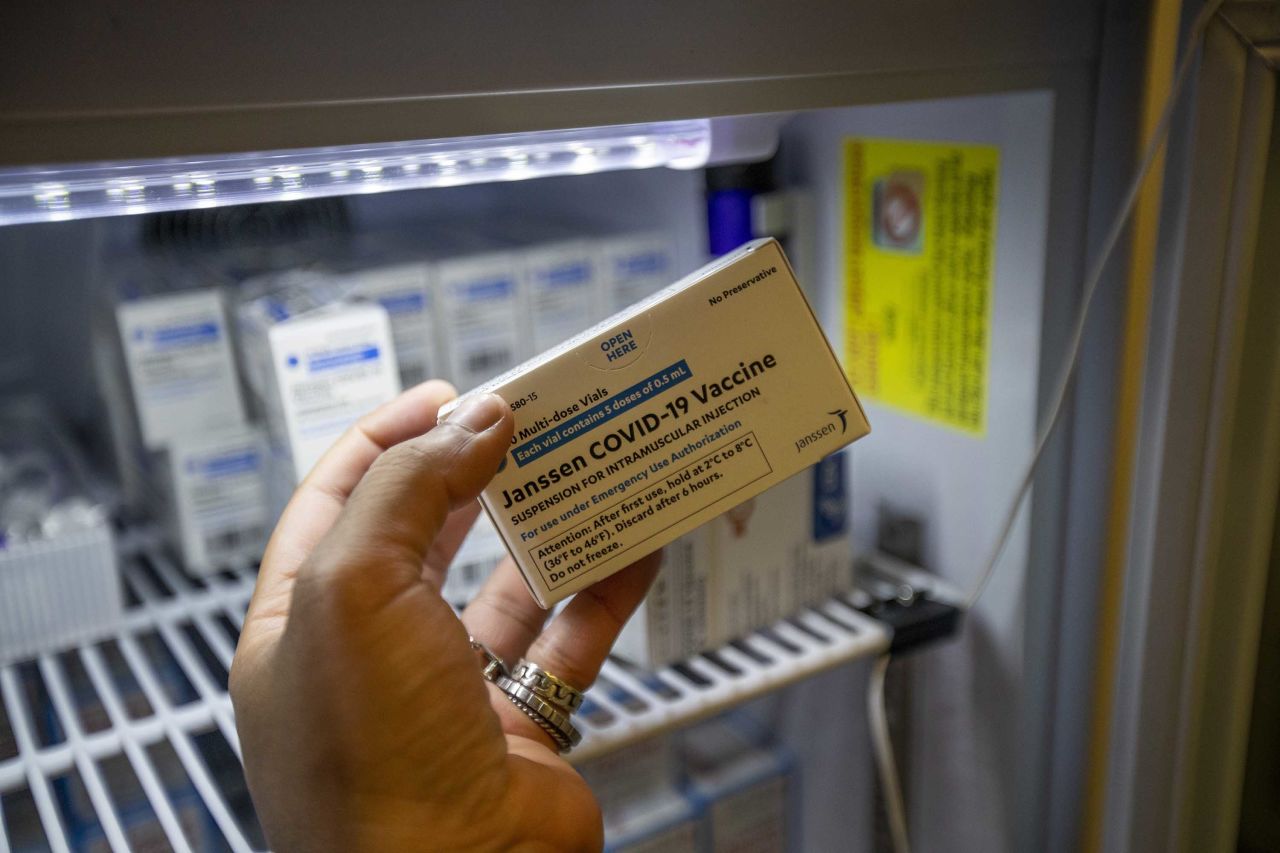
[
  {"left": 115, "top": 289, "right": 247, "bottom": 450},
  {"left": 518, "top": 238, "right": 602, "bottom": 354},
  {"left": 162, "top": 426, "right": 269, "bottom": 575},
  {"left": 612, "top": 528, "right": 714, "bottom": 668},
  {"left": 686, "top": 744, "right": 792, "bottom": 853},
  {"left": 434, "top": 248, "right": 526, "bottom": 392},
  {"left": 330, "top": 245, "right": 441, "bottom": 389},
  {"left": 614, "top": 453, "right": 852, "bottom": 670},
  {"left": 452, "top": 238, "right": 869, "bottom": 608},
  {"left": 597, "top": 232, "right": 675, "bottom": 317},
  {"left": 262, "top": 301, "right": 401, "bottom": 484}
]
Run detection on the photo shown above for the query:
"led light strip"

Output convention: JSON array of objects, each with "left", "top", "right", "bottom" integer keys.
[{"left": 0, "top": 120, "right": 712, "bottom": 226}]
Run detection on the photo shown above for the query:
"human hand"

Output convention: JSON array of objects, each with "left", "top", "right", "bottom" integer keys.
[{"left": 229, "top": 382, "right": 661, "bottom": 852}]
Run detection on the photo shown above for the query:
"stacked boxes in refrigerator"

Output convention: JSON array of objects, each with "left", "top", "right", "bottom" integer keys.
[
  {"left": 162, "top": 427, "right": 270, "bottom": 573},
  {"left": 420, "top": 232, "right": 523, "bottom": 601},
  {"left": 100, "top": 258, "right": 271, "bottom": 573}
]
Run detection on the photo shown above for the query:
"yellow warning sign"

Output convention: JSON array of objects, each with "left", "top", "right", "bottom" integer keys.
[{"left": 843, "top": 138, "right": 999, "bottom": 435}]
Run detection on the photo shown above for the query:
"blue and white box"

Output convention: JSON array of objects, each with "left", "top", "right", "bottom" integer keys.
[
  {"left": 615, "top": 452, "right": 852, "bottom": 669},
  {"left": 163, "top": 426, "right": 269, "bottom": 574},
  {"left": 115, "top": 287, "right": 247, "bottom": 452},
  {"left": 433, "top": 244, "right": 525, "bottom": 392},
  {"left": 239, "top": 293, "right": 400, "bottom": 487},
  {"left": 597, "top": 232, "right": 676, "bottom": 317},
  {"left": 325, "top": 238, "right": 441, "bottom": 388}
]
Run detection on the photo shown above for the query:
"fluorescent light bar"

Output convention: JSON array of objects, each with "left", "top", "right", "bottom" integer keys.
[{"left": 0, "top": 120, "right": 711, "bottom": 226}]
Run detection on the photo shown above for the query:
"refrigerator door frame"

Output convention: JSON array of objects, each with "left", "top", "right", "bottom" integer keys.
[{"left": 1100, "top": 10, "right": 1280, "bottom": 853}]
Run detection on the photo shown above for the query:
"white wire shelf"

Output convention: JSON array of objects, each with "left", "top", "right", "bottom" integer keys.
[{"left": 0, "top": 526, "right": 892, "bottom": 852}]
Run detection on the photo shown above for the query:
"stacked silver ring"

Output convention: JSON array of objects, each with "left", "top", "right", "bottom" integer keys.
[
  {"left": 471, "top": 638, "right": 583, "bottom": 754},
  {"left": 511, "top": 660, "right": 586, "bottom": 713}
]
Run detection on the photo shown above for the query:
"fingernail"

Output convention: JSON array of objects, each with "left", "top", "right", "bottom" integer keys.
[{"left": 438, "top": 393, "right": 506, "bottom": 432}]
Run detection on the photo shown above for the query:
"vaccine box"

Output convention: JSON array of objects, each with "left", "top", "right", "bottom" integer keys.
[
  {"left": 452, "top": 238, "right": 868, "bottom": 608},
  {"left": 115, "top": 288, "right": 247, "bottom": 451},
  {"left": 325, "top": 238, "right": 440, "bottom": 388},
  {"left": 614, "top": 453, "right": 852, "bottom": 670},
  {"left": 483, "top": 217, "right": 603, "bottom": 353},
  {"left": 612, "top": 529, "right": 715, "bottom": 667},
  {"left": 579, "top": 735, "right": 682, "bottom": 819},
  {"left": 597, "top": 232, "right": 676, "bottom": 317},
  {"left": 243, "top": 296, "right": 401, "bottom": 485},
  {"left": 518, "top": 237, "right": 601, "bottom": 353},
  {"left": 433, "top": 241, "right": 526, "bottom": 392},
  {"left": 233, "top": 269, "right": 349, "bottom": 408},
  {"left": 711, "top": 452, "right": 852, "bottom": 640},
  {"left": 161, "top": 426, "right": 269, "bottom": 575}
]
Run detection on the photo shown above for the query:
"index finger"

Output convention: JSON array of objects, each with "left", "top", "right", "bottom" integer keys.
[{"left": 241, "top": 380, "right": 458, "bottom": 647}]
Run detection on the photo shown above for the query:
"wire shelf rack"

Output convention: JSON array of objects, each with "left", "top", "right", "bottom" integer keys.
[{"left": 0, "top": 526, "right": 893, "bottom": 852}]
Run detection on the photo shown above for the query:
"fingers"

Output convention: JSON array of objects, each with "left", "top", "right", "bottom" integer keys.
[
  {"left": 305, "top": 393, "right": 514, "bottom": 595},
  {"left": 527, "top": 550, "right": 662, "bottom": 688},
  {"left": 423, "top": 500, "right": 482, "bottom": 581},
  {"left": 490, "top": 550, "right": 662, "bottom": 751},
  {"left": 242, "top": 381, "right": 457, "bottom": 645},
  {"left": 462, "top": 556, "right": 552, "bottom": 666}
]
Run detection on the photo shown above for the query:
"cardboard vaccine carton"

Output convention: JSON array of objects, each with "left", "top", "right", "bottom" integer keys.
[
  {"left": 449, "top": 238, "right": 868, "bottom": 608},
  {"left": 614, "top": 453, "right": 852, "bottom": 670},
  {"left": 485, "top": 218, "right": 604, "bottom": 354},
  {"left": 579, "top": 735, "right": 682, "bottom": 820},
  {"left": 161, "top": 426, "right": 269, "bottom": 574},
  {"left": 711, "top": 451, "right": 852, "bottom": 640},
  {"left": 433, "top": 238, "right": 526, "bottom": 392},
  {"left": 612, "top": 528, "right": 715, "bottom": 667},
  {"left": 596, "top": 232, "right": 676, "bottom": 317},
  {"left": 324, "top": 237, "right": 441, "bottom": 388},
  {"left": 236, "top": 287, "right": 400, "bottom": 488},
  {"left": 115, "top": 287, "right": 247, "bottom": 452}
]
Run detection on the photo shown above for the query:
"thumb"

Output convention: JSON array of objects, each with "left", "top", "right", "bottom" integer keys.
[{"left": 306, "top": 392, "right": 514, "bottom": 592}]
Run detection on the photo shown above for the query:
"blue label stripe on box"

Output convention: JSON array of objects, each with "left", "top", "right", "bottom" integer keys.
[
  {"left": 511, "top": 360, "right": 692, "bottom": 467},
  {"left": 307, "top": 345, "right": 380, "bottom": 373},
  {"left": 151, "top": 322, "right": 220, "bottom": 347}
]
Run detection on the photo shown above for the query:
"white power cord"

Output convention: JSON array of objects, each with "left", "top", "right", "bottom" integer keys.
[
  {"left": 868, "top": 3, "right": 1226, "bottom": 850},
  {"left": 869, "top": 655, "right": 910, "bottom": 853},
  {"left": 964, "top": 0, "right": 1224, "bottom": 610}
]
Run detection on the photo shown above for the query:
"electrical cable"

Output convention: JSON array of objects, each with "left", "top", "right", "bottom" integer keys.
[
  {"left": 867, "top": 4, "right": 1226, "bottom": 848},
  {"left": 964, "top": 0, "right": 1225, "bottom": 609},
  {"left": 869, "top": 655, "right": 910, "bottom": 853}
]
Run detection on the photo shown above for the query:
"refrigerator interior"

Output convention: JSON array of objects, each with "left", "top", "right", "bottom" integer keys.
[{"left": 0, "top": 89, "right": 1054, "bottom": 852}]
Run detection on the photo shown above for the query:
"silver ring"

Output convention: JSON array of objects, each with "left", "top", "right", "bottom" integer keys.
[
  {"left": 494, "top": 675, "right": 582, "bottom": 753},
  {"left": 511, "top": 660, "right": 586, "bottom": 713},
  {"left": 469, "top": 637, "right": 508, "bottom": 682}
]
